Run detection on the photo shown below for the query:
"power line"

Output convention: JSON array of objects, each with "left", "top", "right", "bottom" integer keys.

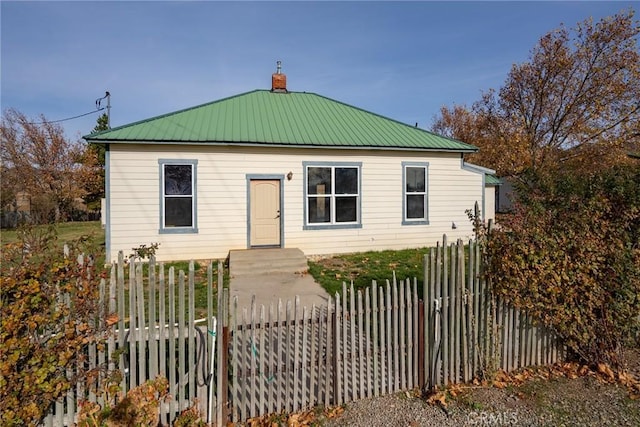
[{"left": 27, "top": 107, "right": 105, "bottom": 125}]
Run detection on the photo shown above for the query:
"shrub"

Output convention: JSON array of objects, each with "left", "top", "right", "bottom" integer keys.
[
  {"left": 0, "top": 226, "right": 110, "bottom": 425},
  {"left": 77, "top": 375, "right": 206, "bottom": 427},
  {"left": 78, "top": 376, "right": 169, "bottom": 427},
  {"left": 486, "top": 165, "right": 640, "bottom": 369}
]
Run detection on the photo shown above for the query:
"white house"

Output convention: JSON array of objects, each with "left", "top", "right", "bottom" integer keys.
[{"left": 85, "top": 68, "right": 498, "bottom": 262}]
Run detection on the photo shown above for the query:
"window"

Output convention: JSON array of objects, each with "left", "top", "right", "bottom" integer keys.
[
  {"left": 159, "top": 160, "right": 198, "bottom": 233},
  {"left": 304, "top": 162, "right": 361, "bottom": 229},
  {"left": 403, "top": 162, "right": 428, "bottom": 224}
]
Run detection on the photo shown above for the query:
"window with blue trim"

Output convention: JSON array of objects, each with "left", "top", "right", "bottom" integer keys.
[
  {"left": 403, "top": 163, "right": 428, "bottom": 224},
  {"left": 159, "top": 160, "right": 197, "bottom": 233},
  {"left": 306, "top": 164, "right": 360, "bottom": 227}
]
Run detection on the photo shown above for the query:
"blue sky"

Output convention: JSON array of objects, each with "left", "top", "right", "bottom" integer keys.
[{"left": 1, "top": 1, "right": 636, "bottom": 141}]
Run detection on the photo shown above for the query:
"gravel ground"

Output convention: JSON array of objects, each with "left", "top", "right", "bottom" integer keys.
[
  {"left": 320, "top": 379, "right": 639, "bottom": 426},
  {"left": 239, "top": 350, "right": 640, "bottom": 426},
  {"left": 320, "top": 350, "right": 640, "bottom": 427}
]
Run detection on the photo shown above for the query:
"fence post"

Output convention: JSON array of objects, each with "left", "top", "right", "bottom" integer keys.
[
  {"left": 188, "top": 262, "right": 196, "bottom": 404},
  {"left": 370, "top": 281, "right": 379, "bottom": 397},
  {"left": 334, "top": 293, "right": 342, "bottom": 406},
  {"left": 387, "top": 280, "right": 395, "bottom": 392},
  {"left": 469, "top": 240, "right": 478, "bottom": 380},
  {"left": 216, "top": 280, "right": 227, "bottom": 426},
  {"left": 325, "top": 297, "right": 333, "bottom": 407},
  {"left": 418, "top": 298, "right": 425, "bottom": 387},
  {"left": 441, "top": 236, "right": 450, "bottom": 385},
  {"left": 136, "top": 262, "right": 147, "bottom": 387},
  {"left": 365, "top": 288, "right": 372, "bottom": 398},
  {"left": 113, "top": 258, "right": 124, "bottom": 399},
  {"left": 349, "top": 283, "right": 356, "bottom": 402},
  {"left": 422, "top": 253, "right": 429, "bottom": 390},
  {"left": 206, "top": 263, "right": 214, "bottom": 424},
  {"left": 434, "top": 242, "right": 442, "bottom": 387},
  {"left": 178, "top": 271, "right": 187, "bottom": 410},
  {"left": 459, "top": 239, "right": 470, "bottom": 383},
  {"left": 129, "top": 259, "right": 138, "bottom": 390},
  {"left": 357, "top": 288, "right": 365, "bottom": 400},
  {"left": 168, "top": 267, "right": 177, "bottom": 418},
  {"left": 148, "top": 258, "right": 158, "bottom": 383}
]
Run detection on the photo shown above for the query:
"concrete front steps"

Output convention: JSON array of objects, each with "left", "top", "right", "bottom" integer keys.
[{"left": 229, "top": 248, "right": 309, "bottom": 277}]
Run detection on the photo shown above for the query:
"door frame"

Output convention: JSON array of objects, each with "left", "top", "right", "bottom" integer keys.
[{"left": 246, "top": 174, "right": 285, "bottom": 249}]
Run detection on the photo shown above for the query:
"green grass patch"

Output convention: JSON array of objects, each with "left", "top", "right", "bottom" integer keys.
[
  {"left": 1, "top": 221, "right": 229, "bottom": 318},
  {"left": 2, "top": 221, "right": 105, "bottom": 266},
  {"left": 1, "top": 221, "right": 104, "bottom": 247},
  {"left": 308, "top": 247, "right": 431, "bottom": 296},
  {"left": 118, "top": 259, "right": 230, "bottom": 320}
]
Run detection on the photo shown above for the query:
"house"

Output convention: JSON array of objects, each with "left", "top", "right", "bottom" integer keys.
[
  {"left": 496, "top": 177, "right": 515, "bottom": 213},
  {"left": 85, "top": 66, "right": 499, "bottom": 262}
]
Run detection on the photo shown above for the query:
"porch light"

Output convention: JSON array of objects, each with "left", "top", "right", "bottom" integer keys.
[{"left": 287, "top": 171, "right": 293, "bottom": 181}]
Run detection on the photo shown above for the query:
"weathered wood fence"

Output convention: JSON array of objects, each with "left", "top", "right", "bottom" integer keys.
[
  {"left": 228, "top": 277, "right": 421, "bottom": 422},
  {"left": 42, "top": 236, "right": 565, "bottom": 426},
  {"left": 424, "top": 236, "right": 564, "bottom": 389},
  {"left": 42, "top": 253, "right": 227, "bottom": 426}
]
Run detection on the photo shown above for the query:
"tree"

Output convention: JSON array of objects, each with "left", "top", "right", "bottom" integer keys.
[
  {"left": 90, "top": 113, "right": 109, "bottom": 165},
  {"left": 433, "top": 9, "right": 640, "bottom": 370},
  {"left": 83, "top": 113, "right": 109, "bottom": 211},
  {"left": 432, "top": 98, "right": 530, "bottom": 177},
  {"left": 0, "top": 108, "right": 102, "bottom": 223},
  {"left": 93, "top": 113, "right": 109, "bottom": 134},
  {"left": 433, "top": 10, "right": 640, "bottom": 179}
]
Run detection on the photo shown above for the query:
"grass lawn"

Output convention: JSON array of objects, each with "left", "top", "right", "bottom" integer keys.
[
  {"left": 1, "top": 221, "right": 105, "bottom": 254},
  {"left": 1, "top": 221, "right": 228, "bottom": 318},
  {"left": 308, "top": 247, "right": 431, "bottom": 297},
  {"left": 1, "top": 220, "right": 105, "bottom": 244},
  {"left": 133, "top": 259, "right": 229, "bottom": 319}
]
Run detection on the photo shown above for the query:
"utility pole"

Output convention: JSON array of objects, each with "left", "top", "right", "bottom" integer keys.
[{"left": 105, "top": 91, "right": 111, "bottom": 129}]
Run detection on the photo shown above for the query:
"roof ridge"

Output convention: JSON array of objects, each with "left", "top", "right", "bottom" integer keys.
[
  {"left": 286, "top": 91, "right": 476, "bottom": 150},
  {"left": 84, "top": 89, "right": 263, "bottom": 139}
]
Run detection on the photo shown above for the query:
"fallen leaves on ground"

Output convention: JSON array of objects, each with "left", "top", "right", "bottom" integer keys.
[
  {"left": 240, "top": 405, "right": 344, "bottom": 427},
  {"left": 426, "top": 389, "right": 448, "bottom": 408},
  {"left": 424, "top": 360, "right": 640, "bottom": 408}
]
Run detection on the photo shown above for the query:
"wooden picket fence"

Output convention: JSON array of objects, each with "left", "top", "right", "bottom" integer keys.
[
  {"left": 42, "top": 236, "right": 565, "bottom": 426},
  {"left": 423, "top": 236, "right": 565, "bottom": 389},
  {"left": 227, "top": 277, "right": 421, "bottom": 422},
  {"left": 226, "top": 237, "right": 565, "bottom": 422},
  {"left": 42, "top": 253, "right": 227, "bottom": 426}
]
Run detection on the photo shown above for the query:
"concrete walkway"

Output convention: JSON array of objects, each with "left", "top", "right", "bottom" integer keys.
[{"left": 228, "top": 248, "right": 330, "bottom": 315}]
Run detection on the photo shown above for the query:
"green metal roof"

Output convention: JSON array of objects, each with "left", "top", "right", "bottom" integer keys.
[
  {"left": 84, "top": 90, "right": 477, "bottom": 152},
  {"left": 485, "top": 174, "right": 502, "bottom": 186}
]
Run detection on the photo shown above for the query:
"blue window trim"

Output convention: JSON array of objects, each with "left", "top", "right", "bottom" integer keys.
[
  {"left": 402, "top": 161, "right": 429, "bottom": 225},
  {"left": 246, "top": 174, "right": 285, "bottom": 249},
  {"left": 303, "top": 161, "right": 363, "bottom": 230},
  {"left": 158, "top": 159, "right": 198, "bottom": 234}
]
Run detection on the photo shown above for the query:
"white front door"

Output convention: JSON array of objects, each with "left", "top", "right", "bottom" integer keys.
[{"left": 250, "top": 180, "right": 281, "bottom": 247}]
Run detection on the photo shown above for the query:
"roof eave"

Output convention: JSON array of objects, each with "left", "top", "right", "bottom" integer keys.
[{"left": 81, "top": 138, "right": 478, "bottom": 153}]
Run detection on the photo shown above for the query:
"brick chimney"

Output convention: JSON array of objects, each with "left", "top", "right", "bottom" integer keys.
[{"left": 271, "top": 60, "right": 287, "bottom": 93}]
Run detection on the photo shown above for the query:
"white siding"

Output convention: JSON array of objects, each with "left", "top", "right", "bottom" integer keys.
[
  {"left": 107, "top": 145, "right": 486, "bottom": 261},
  {"left": 485, "top": 186, "right": 496, "bottom": 224}
]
